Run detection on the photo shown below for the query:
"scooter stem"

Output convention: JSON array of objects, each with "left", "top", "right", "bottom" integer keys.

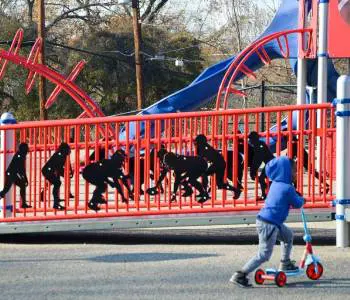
[{"left": 301, "top": 207, "right": 312, "bottom": 242}]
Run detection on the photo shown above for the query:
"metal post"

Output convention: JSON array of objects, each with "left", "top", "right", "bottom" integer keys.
[
  {"left": 297, "top": 59, "right": 307, "bottom": 106},
  {"left": 336, "top": 75, "right": 350, "bottom": 248},
  {"left": 38, "top": 0, "right": 47, "bottom": 120},
  {"left": 261, "top": 81, "right": 265, "bottom": 132},
  {"left": 0, "top": 113, "right": 16, "bottom": 218},
  {"left": 132, "top": 0, "right": 144, "bottom": 111},
  {"left": 297, "top": 0, "right": 307, "bottom": 108},
  {"left": 316, "top": 0, "right": 329, "bottom": 171},
  {"left": 317, "top": 0, "right": 329, "bottom": 105}
]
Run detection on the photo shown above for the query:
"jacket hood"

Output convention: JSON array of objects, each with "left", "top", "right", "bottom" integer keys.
[{"left": 266, "top": 156, "right": 292, "bottom": 183}]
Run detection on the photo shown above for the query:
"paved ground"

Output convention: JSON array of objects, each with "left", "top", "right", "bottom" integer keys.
[{"left": 0, "top": 222, "right": 349, "bottom": 300}]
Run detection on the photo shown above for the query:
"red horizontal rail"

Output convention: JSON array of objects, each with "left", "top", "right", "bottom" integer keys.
[{"left": 1, "top": 103, "right": 332, "bottom": 130}]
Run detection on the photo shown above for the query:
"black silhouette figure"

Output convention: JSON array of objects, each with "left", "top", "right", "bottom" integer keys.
[
  {"left": 42, "top": 159, "right": 74, "bottom": 201},
  {"left": 236, "top": 134, "right": 255, "bottom": 190},
  {"left": 146, "top": 148, "right": 192, "bottom": 198},
  {"left": 129, "top": 148, "right": 166, "bottom": 195},
  {"left": 194, "top": 134, "right": 241, "bottom": 199},
  {"left": 41, "top": 142, "right": 71, "bottom": 210},
  {"left": 82, "top": 149, "right": 134, "bottom": 211},
  {"left": 89, "top": 147, "right": 107, "bottom": 162},
  {"left": 88, "top": 144, "right": 166, "bottom": 196},
  {"left": 158, "top": 150, "right": 209, "bottom": 203},
  {"left": 248, "top": 131, "right": 275, "bottom": 200},
  {"left": 0, "top": 143, "right": 31, "bottom": 209}
]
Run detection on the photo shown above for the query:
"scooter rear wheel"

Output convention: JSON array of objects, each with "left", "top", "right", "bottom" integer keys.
[
  {"left": 275, "top": 271, "right": 287, "bottom": 287},
  {"left": 254, "top": 269, "right": 265, "bottom": 285},
  {"left": 306, "top": 262, "right": 323, "bottom": 280}
]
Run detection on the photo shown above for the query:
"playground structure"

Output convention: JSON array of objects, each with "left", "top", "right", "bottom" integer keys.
[{"left": 0, "top": 0, "right": 349, "bottom": 247}]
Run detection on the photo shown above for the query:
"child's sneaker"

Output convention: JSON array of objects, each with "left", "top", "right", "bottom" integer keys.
[
  {"left": 279, "top": 259, "right": 299, "bottom": 271},
  {"left": 229, "top": 271, "right": 252, "bottom": 288}
]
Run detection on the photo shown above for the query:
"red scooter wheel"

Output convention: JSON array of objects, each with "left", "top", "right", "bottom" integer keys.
[
  {"left": 254, "top": 269, "right": 265, "bottom": 285},
  {"left": 275, "top": 271, "right": 287, "bottom": 287},
  {"left": 306, "top": 262, "right": 324, "bottom": 280}
]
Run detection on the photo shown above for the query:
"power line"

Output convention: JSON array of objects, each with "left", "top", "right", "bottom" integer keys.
[
  {"left": 46, "top": 41, "right": 125, "bottom": 61},
  {"left": 0, "top": 39, "right": 127, "bottom": 62},
  {"left": 158, "top": 44, "right": 200, "bottom": 54},
  {"left": 0, "top": 37, "right": 206, "bottom": 63}
]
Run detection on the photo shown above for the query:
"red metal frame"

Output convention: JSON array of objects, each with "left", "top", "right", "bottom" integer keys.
[
  {"left": 0, "top": 30, "right": 109, "bottom": 124},
  {"left": 0, "top": 103, "right": 335, "bottom": 223},
  {"left": 0, "top": 29, "right": 23, "bottom": 80},
  {"left": 216, "top": 28, "right": 313, "bottom": 110},
  {"left": 328, "top": 0, "right": 350, "bottom": 58},
  {"left": 45, "top": 60, "right": 86, "bottom": 109}
]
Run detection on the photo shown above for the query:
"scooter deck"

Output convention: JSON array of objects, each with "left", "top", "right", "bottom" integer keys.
[{"left": 266, "top": 268, "right": 304, "bottom": 277}]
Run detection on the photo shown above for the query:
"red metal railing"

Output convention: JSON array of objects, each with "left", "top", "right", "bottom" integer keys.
[{"left": 0, "top": 103, "right": 335, "bottom": 222}]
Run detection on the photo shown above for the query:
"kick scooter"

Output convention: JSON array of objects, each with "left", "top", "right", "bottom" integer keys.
[{"left": 254, "top": 208, "right": 324, "bottom": 287}]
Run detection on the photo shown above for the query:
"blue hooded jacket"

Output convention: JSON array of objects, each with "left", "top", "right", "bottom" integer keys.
[{"left": 258, "top": 156, "right": 304, "bottom": 226}]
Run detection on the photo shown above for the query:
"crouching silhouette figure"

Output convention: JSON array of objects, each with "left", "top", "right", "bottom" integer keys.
[
  {"left": 194, "top": 134, "right": 241, "bottom": 199},
  {"left": 82, "top": 149, "right": 134, "bottom": 211}
]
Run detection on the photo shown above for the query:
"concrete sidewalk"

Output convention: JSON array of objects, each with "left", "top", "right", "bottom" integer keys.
[{"left": 0, "top": 224, "right": 349, "bottom": 300}]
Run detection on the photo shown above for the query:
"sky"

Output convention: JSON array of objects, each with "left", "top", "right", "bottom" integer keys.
[{"left": 158, "top": 0, "right": 282, "bottom": 34}]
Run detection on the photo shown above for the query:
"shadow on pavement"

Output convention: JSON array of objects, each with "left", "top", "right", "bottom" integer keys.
[
  {"left": 89, "top": 252, "right": 218, "bottom": 263},
  {"left": 0, "top": 227, "right": 336, "bottom": 245},
  {"left": 287, "top": 278, "right": 350, "bottom": 288},
  {"left": 0, "top": 252, "right": 218, "bottom": 263}
]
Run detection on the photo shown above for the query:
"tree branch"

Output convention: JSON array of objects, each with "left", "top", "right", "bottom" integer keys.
[
  {"left": 46, "top": 2, "right": 113, "bottom": 31},
  {"left": 144, "top": 0, "right": 168, "bottom": 22}
]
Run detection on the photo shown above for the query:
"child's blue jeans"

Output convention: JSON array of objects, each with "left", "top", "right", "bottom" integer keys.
[{"left": 241, "top": 218, "right": 293, "bottom": 274}]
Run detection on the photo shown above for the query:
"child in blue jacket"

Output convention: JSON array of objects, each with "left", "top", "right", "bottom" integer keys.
[{"left": 230, "top": 156, "right": 304, "bottom": 287}]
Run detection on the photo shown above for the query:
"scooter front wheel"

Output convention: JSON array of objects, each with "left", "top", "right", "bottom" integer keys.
[
  {"left": 275, "top": 271, "right": 287, "bottom": 287},
  {"left": 254, "top": 269, "right": 265, "bottom": 285},
  {"left": 306, "top": 262, "right": 323, "bottom": 280}
]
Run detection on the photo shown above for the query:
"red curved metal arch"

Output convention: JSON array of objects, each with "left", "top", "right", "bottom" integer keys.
[
  {"left": 0, "top": 49, "right": 112, "bottom": 137},
  {"left": 45, "top": 60, "right": 86, "bottom": 109},
  {"left": 25, "top": 37, "right": 42, "bottom": 94},
  {"left": 1, "top": 50, "right": 95, "bottom": 116},
  {"left": 216, "top": 28, "right": 313, "bottom": 110},
  {"left": 0, "top": 29, "right": 114, "bottom": 137},
  {"left": 0, "top": 29, "right": 23, "bottom": 80}
]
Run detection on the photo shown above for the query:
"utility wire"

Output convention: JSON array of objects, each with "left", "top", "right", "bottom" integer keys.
[
  {"left": 0, "top": 38, "right": 206, "bottom": 64},
  {"left": 158, "top": 44, "right": 200, "bottom": 54},
  {"left": 0, "top": 39, "right": 126, "bottom": 61},
  {"left": 47, "top": 41, "right": 125, "bottom": 61}
]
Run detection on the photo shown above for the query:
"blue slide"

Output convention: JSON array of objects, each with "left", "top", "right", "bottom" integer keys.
[{"left": 120, "top": 0, "right": 338, "bottom": 141}]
